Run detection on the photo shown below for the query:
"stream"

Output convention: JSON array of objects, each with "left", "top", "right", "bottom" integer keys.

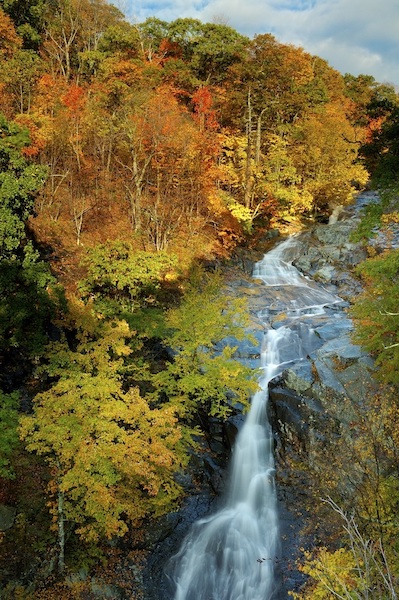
[{"left": 168, "top": 234, "right": 345, "bottom": 599}]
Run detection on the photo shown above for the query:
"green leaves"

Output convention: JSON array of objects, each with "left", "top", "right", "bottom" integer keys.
[
  {"left": 80, "top": 241, "right": 178, "bottom": 317},
  {"left": 20, "top": 316, "right": 188, "bottom": 543},
  {"left": 0, "top": 390, "right": 19, "bottom": 479},
  {"left": 152, "top": 270, "right": 258, "bottom": 418},
  {"left": 351, "top": 247, "right": 399, "bottom": 385},
  {"left": 0, "top": 113, "right": 57, "bottom": 355},
  {"left": 0, "top": 112, "right": 48, "bottom": 255}
]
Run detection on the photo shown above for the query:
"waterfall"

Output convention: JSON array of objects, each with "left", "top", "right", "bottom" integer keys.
[{"left": 169, "top": 236, "right": 340, "bottom": 600}]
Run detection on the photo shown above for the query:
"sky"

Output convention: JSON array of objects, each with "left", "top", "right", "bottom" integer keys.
[{"left": 113, "top": 0, "right": 399, "bottom": 88}]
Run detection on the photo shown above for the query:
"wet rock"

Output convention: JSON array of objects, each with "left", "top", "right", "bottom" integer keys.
[
  {"left": 313, "top": 265, "right": 336, "bottom": 283},
  {"left": 269, "top": 387, "right": 310, "bottom": 439},
  {"left": 312, "top": 358, "right": 347, "bottom": 395},
  {"left": 214, "top": 331, "right": 262, "bottom": 359},
  {"left": 314, "top": 317, "right": 353, "bottom": 341},
  {"left": 314, "top": 222, "right": 354, "bottom": 245},
  {"left": 315, "top": 334, "right": 364, "bottom": 360},
  {"left": 269, "top": 385, "right": 328, "bottom": 453},
  {"left": 224, "top": 414, "right": 246, "bottom": 450},
  {"left": 292, "top": 217, "right": 368, "bottom": 289},
  {"left": 203, "top": 454, "right": 226, "bottom": 494},
  {"left": 282, "top": 360, "right": 314, "bottom": 393},
  {"left": 333, "top": 362, "right": 378, "bottom": 404}
]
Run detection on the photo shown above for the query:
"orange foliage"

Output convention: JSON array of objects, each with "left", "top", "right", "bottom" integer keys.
[
  {"left": 159, "top": 38, "right": 183, "bottom": 60},
  {"left": 0, "top": 9, "right": 21, "bottom": 57},
  {"left": 365, "top": 115, "right": 385, "bottom": 143},
  {"left": 15, "top": 115, "right": 48, "bottom": 157},
  {"left": 192, "top": 86, "right": 219, "bottom": 131},
  {"left": 61, "top": 84, "right": 86, "bottom": 114}
]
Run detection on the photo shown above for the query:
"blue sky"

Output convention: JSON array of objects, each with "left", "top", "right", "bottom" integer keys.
[{"left": 113, "top": 0, "right": 399, "bottom": 88}]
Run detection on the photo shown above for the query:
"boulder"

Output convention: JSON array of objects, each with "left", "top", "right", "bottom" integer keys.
[{"left": 282, "top": 360, "right": 314, "bottom": 393}]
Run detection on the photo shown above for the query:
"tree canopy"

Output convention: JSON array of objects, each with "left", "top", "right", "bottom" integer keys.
[{"left": 0, "top": 0, "right": 398, "bottom": 594}]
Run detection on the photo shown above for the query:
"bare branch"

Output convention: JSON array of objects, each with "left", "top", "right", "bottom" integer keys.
[
  {"left": 383, "top": 342, "right": 399, "bottom": 350},
  {"left": 321, "top": 497, "right": 398, "bottom": 600}
]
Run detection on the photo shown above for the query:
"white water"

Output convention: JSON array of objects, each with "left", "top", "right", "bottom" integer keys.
[{"left": 170, "top": 236, "right": 341, "bottom": 600}]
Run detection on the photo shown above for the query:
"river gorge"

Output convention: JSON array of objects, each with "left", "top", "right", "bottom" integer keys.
[{"left": 144, "top": 191, "right": 384, "bottom": 599}]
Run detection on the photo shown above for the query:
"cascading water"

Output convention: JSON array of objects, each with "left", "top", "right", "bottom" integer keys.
[{"left": 169, "top": 236, "right": 341, "bottom": 600}]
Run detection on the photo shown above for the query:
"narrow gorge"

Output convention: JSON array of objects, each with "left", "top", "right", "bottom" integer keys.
[{"left": 144, "top": 191, "right": 381, "bottom": 599}]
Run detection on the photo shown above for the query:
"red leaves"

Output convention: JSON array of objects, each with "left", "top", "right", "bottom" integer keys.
[
  {"left": 61, "top": 84, "right": 86, "bottom": 114},
  {"left": 192, "top": 86, "right": 219, "bottom": 131}
]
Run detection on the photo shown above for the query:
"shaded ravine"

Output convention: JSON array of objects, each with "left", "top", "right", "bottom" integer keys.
[{"left": 168, "top": 235, "right": 343, "bottom": 600}]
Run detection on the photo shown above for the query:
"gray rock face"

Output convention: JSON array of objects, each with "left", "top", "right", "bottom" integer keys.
[
  {"left": 292, "top": 215, "right": 368, "bottom": 299},
  {"left": 265, "top": 196, "right": 380, "bottom": 451},
  {"left": 143, "top": 191, "right": 380, "bottom": 600},
  {"left": 282, "top": 361, "right": 314, "bottom": 393}
]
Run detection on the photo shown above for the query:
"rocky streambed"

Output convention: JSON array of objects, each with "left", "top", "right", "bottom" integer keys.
[{"left": 143, "top": 191, "right": 381, "bottom": 599}]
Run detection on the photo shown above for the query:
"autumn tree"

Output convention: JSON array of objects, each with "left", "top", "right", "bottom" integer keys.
[
  {"left": 111, "top": 84, "right": 222, "bottom": 252},
  {"left": 42, "top": 0, "right": 125, "bottom": 81},
  {"left": 351, "top": 247, "right": 399, "bottom": 386},
  {"left": 218, "top": 36, "right": 368, "bottom": 221},
  {"left": 291, "top": 105, "right": 369, "bottom": 215},
  {"left": 151, "top": 270, "right": 258, "bottom": 420},
  {"left": 0, "top": 48, "right": 44, "bottom": 115},
  {"left": 79, "top": 241, "right": 179, "bottom": 318},
  {"left": 364, "top": 103, "right": 399, "bottom": 182},
  {"left": 0, "top": 6, "right": 22, "bottom": 56},
  {"left": 219, "top": 36, "right": 317, "bottom": 215},
  {"left": 0, "top": 112, "right": 57, "bottom": 356},
  {"left": 138, "top": 17, "right": 248, "bottom": 85},
  {"left": 0, "top": 0, "right": 47, "bottom": 48},
  {"left": 344, "top": 74, "right": 399, "bottom": 181},
  {"left": 20, "top": 310, "right": 188, "bottom": 572}
]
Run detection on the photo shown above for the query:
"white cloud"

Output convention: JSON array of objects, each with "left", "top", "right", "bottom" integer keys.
[{"left": 121, "top": 0, "right": 399, "bottom": 86}]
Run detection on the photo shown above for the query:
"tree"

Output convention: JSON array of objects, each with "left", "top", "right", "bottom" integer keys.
[
  {"left": 261, "top": 132, "right": 313, "bottom": 220},
  {"left": 20, "top": 311, "right": 188, "bottom": 572},
  {"left": 42, "top": 0, "right": 124, "bottom": 81},
  {"left": 222, "top": 34, "right": 316, "bottom": 133},
  {"left": 218, "top": 35, "right": 369, "bottom": 221},
  {"left": 0, "top": 7, "right": 22, "bottom": 57},
  {"left": 0, "top": 113, "right": 47, "bottom": 251},
  {"left": 351, "top": 247, "right": 399, "bottom": 386},
  {"left": 79, "top": 241, "right": 179, "bottom": 317},
  {"left": 291, "top": 105, "right": 369, "bottom": 214},
  {"left": 138, "top": 18, "right": 248, "bottom": 85},
  {"left": 0, "top": 112, "right": 56, "bottom": 356},
  {"left": 0, "top": 390, "right": 19, "bottom": 479},
  {"left": 0, "top": 0, "right": 47, "bottom": 48},
  {"left": 111, "top": 84, "right": 221, "bottom": 250},
  {"left": 0, "top": 48, "right": 44, "bottom": 114},
  {"left": 151, "top": 270, "right": 258, "bottom": 419},
  {"left": 366, "top": 105, "right": 399, "bottom": 182},
  {"left": 293, "top": 499, "right": 398, "bottom": 599},
  {"left": 344, "top": 74, "right": 399, "bottom": 180}
]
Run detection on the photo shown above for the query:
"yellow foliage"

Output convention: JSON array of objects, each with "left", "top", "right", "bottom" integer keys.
[
  {"left": 291, "top": 547, "right": 362, "bottom": 599},
  {"left": 381, "top": 211, "right": 399, "bottom": 224}
]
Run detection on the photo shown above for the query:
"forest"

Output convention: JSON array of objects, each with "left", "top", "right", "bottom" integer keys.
[{"left": 0, "top": 0, "right": 399, "bottom": 597}]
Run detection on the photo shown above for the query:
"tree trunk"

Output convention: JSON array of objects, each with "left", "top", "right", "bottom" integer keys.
[
  {"left": 244, "top": 88, "right": 254, "bottom": 209},
  {"left": 58, "top": 487, "right": 65, "bottom": 573}
]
